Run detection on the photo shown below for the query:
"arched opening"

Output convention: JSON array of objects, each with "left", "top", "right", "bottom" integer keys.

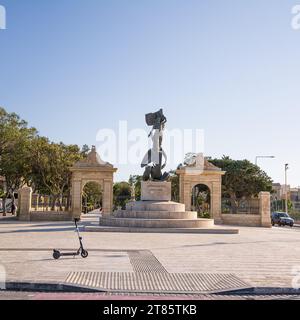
[
  {"left": 191, "top": 184, "right": 211, "bottom": 218},
  {"left": 82, "top": 181, "right": 102, "bottom": 214}
]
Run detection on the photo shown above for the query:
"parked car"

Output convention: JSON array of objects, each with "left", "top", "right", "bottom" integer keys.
[{"left": 271, "top": 212, "right": 294, "bottom": 227}]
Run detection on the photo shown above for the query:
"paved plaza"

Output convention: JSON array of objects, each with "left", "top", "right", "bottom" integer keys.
[{"left": 1, "top": 215, "right": 300, "bottom": 294}]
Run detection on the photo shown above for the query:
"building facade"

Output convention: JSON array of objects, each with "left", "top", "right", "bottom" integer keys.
[{"left": 272, "top": 183, "right": 300, "bottom": 213}]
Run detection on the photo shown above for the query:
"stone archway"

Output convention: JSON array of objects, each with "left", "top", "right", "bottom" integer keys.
[
  {"left": 70, "top": 146, "right": 117, "bottom": 218},
  {"left": 176, "top": 158, "right": 225, "bottom": 223}
]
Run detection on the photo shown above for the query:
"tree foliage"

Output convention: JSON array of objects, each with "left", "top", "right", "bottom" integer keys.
[
  {"left": 128, "top": 175, "right": 142, "bottom": 201},
  {"left": 0, "top": 107, "right": 88, "bottom": 213},
  {"left": 113, "top": 181, "right": 132, "bottom": 209},
  {"left": 210, "top": 156, "right": 273, "bottom": 197},
  {"left": 82, "top": 181, "right": 102, "bottom": 212},
  {"left": 168, "top": 170, "right": 179, "bottom": 202},
  {"left": 29, "top": 137, "right": 82, "bottom": 198},
  {"left": 209, "top": 156, "right": 273, "bottom": 212},
  {"left": 0, "top": 107, "right": 37, "bottom": 212}
]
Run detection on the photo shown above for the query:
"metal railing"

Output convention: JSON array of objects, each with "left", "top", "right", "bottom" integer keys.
[
  {"left": 31, "top": 194, "right": 72, "bottom": 212},
  {"left": 221, "top": 198, "right": 260, "bottom": 214}
]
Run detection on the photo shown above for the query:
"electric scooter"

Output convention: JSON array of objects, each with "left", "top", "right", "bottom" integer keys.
[{"left": 53, "top": 218, "right": 88, "bottom": 259}]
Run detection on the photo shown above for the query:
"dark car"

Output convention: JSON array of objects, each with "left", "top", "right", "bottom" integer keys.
[{"left": 271, "top": 212, "right": 294, "bottom": 227}]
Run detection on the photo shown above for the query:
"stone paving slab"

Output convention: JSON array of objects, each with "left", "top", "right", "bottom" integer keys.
[{"left": 1, "top": 217, "right": 300, "bottom": 291}]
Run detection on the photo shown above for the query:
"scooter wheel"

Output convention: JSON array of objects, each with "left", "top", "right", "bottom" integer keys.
[
  {"left": 53, "top": 251, "right": 61, "bottom": 260},
  {"left": 81, "top": 250, "right": 88, "bottom": 258}
]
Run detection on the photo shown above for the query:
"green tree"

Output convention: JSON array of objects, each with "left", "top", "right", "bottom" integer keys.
[
  {"left": 81, "top": 144, "right": 90, "bottom": 157},
  {"left": 168, "top": 170, "right": 179, "bottom": 202},
  {"left": 113, "top": 181, "right": 132, "bottom": 210},
  {"left": 82, "top": 181, "right": 102, "bottom": 213},
  {"left": 209, "top": 156, "right": 273, "bottom": 213},
  {"left": 29, "top": 137, "right": 83, "bottom": 209},
  {"left": 0, "top": 107, "right": 91, "bottom": 214},
  {"left": 128, "top": 175, "right": 142, "bottom": 201},
  {"left": 0, "top": 107, "right": 31, "bottom": 155},
  {"left": 0, "top": 107, "right": 37, "bottom": 214},
  {"left": 191, "top": 184, "right": 211, "bottom": 218}
]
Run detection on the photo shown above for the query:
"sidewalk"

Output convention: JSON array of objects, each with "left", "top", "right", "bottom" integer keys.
[{"left": 1, "top": 216, "right": 300, "bottom": 293}]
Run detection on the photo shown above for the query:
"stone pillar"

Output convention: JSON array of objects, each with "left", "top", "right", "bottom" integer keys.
[
  {"left": 18, "top": 187, "right": 32, "bottom": 221},
  {"left": 259, "top": 192, "right": 271, "bottom": 227},
  {"left": 211, "top": 181, "right": 222, "bottom": 224},
  {"left": 178, "top": 173, "right": 189, "bottom": 209},
  {"left": 71, "top": 179, "right": 82, "bottom": 219},
  {"left": 178, "top": 174, "right": 184, "bottom": 204},
  {"left": 102, "top": 179, "right": 113, "bottom": 215},
  {"left": 183, "top": 182, "right": 191, "bottom": 211}
]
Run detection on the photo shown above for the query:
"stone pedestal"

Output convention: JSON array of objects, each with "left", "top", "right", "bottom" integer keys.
[
  {"left": 98, "top": 181, "right": 217, "bottom": 231},
  {"left": 259, "top": 192, "right": 272, "bottom": 228},
  {"left": 141, "top": 181, "right": 171, "bottom": 201},
  {"left": 18, "top": 187, "right": 32, "bottom": 221}
]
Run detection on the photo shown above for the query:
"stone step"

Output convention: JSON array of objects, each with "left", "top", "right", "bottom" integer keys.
[
  {"left": 84, "top": 225, "right": 239, "bottom": 234},
  {"left": 126, "top": 201, "right": 185, "bottom": 212},
  {"left": 113, "top": 210, "right": 198, "bottom": 220},
  {"left": 100, "top": 217, "right": 214, "bottom": 229}
]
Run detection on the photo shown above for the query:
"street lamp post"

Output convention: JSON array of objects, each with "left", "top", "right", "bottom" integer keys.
[
  {"left": 285, "top": 164, "right": 289, "bottom": 213},
  {"left": 255, "top": 155, "right": 275, "bottom": 165}
]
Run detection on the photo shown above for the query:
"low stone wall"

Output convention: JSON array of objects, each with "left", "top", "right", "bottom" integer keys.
[
  {"left": 18, "top": 187, "right": 75, "bottom": 221},
  {"left": 29, "top": 211, "right": 73, "bottom": 221},
  {"left": 221, "top": 214, "right": 261, "bottom": 227},
  {"left": 220, "top": 192, "right": 272, "bottom": 228}
]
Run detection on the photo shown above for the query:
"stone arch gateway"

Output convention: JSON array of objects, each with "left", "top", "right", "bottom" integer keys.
[
  {"left": 70, "top": 146, "right": 117, "bottom": 218},
  {"left": 176, "top": 158, "right": 225, "bottom": 223}
]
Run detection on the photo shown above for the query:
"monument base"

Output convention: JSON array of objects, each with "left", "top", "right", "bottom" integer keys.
[
  {"left": 141, "top": 181, "right": 171, "bottom": 201},
  {"left": 93, "top": 181, "right": 239, "bottom": 234}
]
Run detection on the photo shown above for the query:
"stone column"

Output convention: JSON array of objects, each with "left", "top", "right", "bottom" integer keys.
[
  {"left": 71, "top": 179, "right": 82, "bottom": 219},
  {"left": 176, "top": 170, "right": 190, "bottom": 209},
  {"left": 102, "top": 179, "right": 113, "bottom": 216},
  {"left": 178, "top": 174, "right": 183, "bottom": 204},
  {"left": 259, "top": 192, "right": 271, "bottom": 227},
  {"left": 18, "top": 187, "right": 32, "bottom": 221},
  {"left": 183, "top": 181, "right": 192, "bottom": 211},
  {"left": 211, "top": 181, "right": 222, "bottom": 224}
]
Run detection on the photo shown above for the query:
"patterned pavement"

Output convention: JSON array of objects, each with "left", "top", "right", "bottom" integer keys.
[{"left": 1, "top": 216, "right": 300, "bottom": 295}]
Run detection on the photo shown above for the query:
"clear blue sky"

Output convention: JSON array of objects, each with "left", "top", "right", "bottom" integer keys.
[{"left": 0, "top": 0, "right": 299, "bottom": 186}]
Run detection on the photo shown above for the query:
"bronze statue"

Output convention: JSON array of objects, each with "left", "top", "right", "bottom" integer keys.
[{"left": 141, "top": 108, "right": 169, "bottom": 181}]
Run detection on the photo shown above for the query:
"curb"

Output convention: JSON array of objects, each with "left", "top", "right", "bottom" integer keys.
[
  {"left": 3, "top": 281, "right": 102, "bottom": 293},
  {"left": 215, "top": 287, "right": 300, "bottom": 296},
  {"left": 3, "top": 281, "right": 300, "bottom": 297}
]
